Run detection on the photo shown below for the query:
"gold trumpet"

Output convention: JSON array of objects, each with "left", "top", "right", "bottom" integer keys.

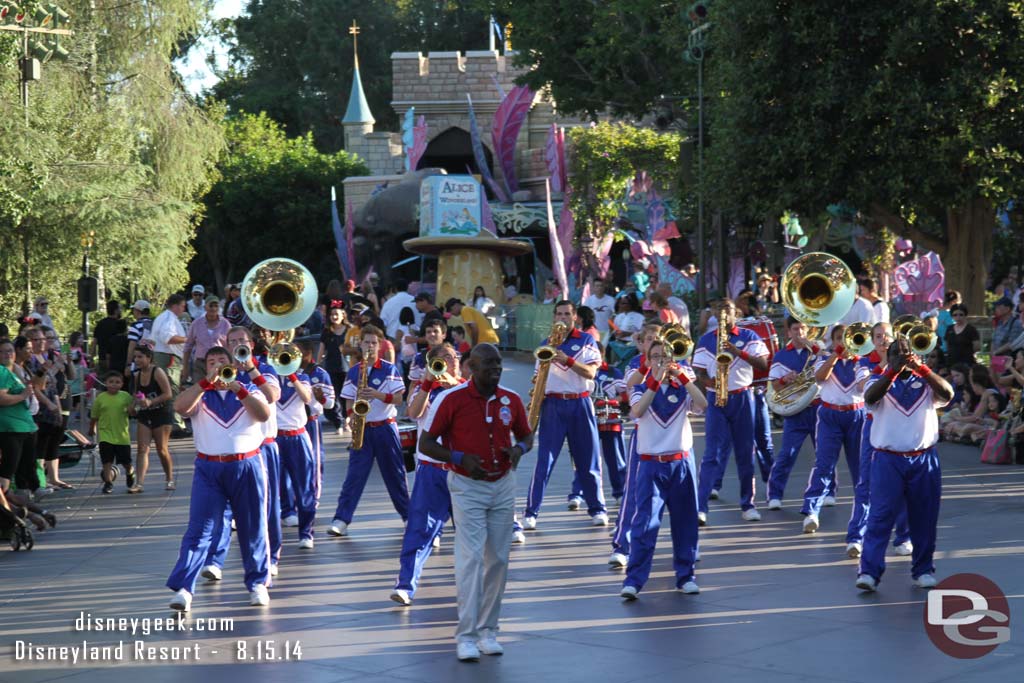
[
  {"left": 843, "top": 322, "right": 875, "bottom": 357},
  {"left": 219, "top": 365, "right": 237, "bottom": 383},
  {"left": 658, "top": 324, "right": 693, "bottom": 360},
  {"left": 428, "top": 357, "right": 448, "bottom": 379},
  {"left": 891, "top": 315, "right": 937, "bottom": 355}
]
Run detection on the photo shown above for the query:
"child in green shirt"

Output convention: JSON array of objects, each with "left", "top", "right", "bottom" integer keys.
[{"left": 89, "top": 371, "right": 136, "bottom": 494}]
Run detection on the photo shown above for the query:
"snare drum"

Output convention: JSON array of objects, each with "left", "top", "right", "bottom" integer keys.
[
  {"left": 593, "top": 397, "right": 623, "bottom": 432},
  {"left": 737, "top": 316, "right": 779, "bottom": 385}
]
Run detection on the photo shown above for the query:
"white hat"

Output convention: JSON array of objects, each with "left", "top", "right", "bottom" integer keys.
[
  {"left": 132, "top": 299, "right": 151, "bottom": 312},
  {"left": 192, "top": 284, "right": 205, "bottom": 294}
]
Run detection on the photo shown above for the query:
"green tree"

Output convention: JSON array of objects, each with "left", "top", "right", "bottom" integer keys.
[
  {"left": 193, "top": 112, "right": 368, "bottom": 292},
  {"left": 704, "top": 0, "right": 1024, "bottom": 311},
  {"left": 210, "top": 0, "right": 491, "bottom": 152},
  {"left": 0, "top": 0, "right": 224, "bottom": 330}
]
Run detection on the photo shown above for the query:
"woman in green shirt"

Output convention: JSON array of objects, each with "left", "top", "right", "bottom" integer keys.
[{"left": 0, "top": 337, "right": 42, "bottom": 494}]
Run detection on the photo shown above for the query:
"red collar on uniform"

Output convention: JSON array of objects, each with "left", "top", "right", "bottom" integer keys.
[
  {"left": 867, "top": 350, "right": 883, "bottom": 364},
  {"left": 718, "top": 326, "right": 740, "bottom": 336},
  {"left": 366, "top": 358, "right": 382, "bottom": 369},
  {"left": 569, "top": 328, "right": 582, "bottom": 339},
  {"left": 600, "top": 362, "right": 609, "bottom": 371}
]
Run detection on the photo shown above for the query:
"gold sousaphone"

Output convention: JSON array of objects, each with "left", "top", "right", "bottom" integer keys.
[
  {"left": 239, "top": 257, "right": 319, "bottom": 376},
  {"left": 767, "top": 252, "right": 856, "bottom": 416}
]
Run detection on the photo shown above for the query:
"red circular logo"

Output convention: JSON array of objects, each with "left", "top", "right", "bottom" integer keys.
[{"left": 923, "top": 573, "right": 1010, "bottom": 659}]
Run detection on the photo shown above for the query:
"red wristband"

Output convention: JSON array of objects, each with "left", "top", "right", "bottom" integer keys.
[
  {"left": 739, "top": 350, "right": 750, "bottom": 362},
  {"left": 834, "top": 345, "right": 846, "bottom": 357},
  {"left": 199, "top": 379, "right": 214, "bottom": 391},
  {"left": 645, "top": 374, "right": 661, "bottom": 392},
  {"left": 287, "top": 373, "right": 299, "bottom": 383},
  {"left": 677, "top": 371, "right": 690, "bottom": 386},
  {"left": 235, "top": 387, "right": 250, "bottom": 401},
  {"left": 883, "top": 368, "right": 898, "bottom": 381},
  {"left": 565, "top": 357, "right": 576, "bottom": 368},
  {"left": 420, "top": 379, "right": 435, "bottom": 393},
  {"left": 916, "top": 365, "right": 932, "bottom": 378},
  {"left": 252, "top": 374, "right": 267, "bottom": 387},
  {"left": 384, "top": 393, "right": 394, "bottom": 404}
]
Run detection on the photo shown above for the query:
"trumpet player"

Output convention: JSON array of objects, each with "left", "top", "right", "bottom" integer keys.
[
  {"left": 846, "top": 322, "right": 913, "bottom": 558},
  {"left": 620, "top": 339, "right": 707, "bottom": 600},
  {"left": 801, "top": 325, "right": 869, "bottom": 534},
  {"left": 329, "top": 325, "right": 409, "bottom": 536},
  {"left": 273, "top": 342, "right": 318, "bottom": 549},
  {"left": 407, "top": 318, "right": 448, "bottom": 384},
  {"left": 390, "top": 343, "right": 464, "bottom": 606},
  {"left": 523, "top": 301, "right": 608, "bottom": 530},
  {"left": 166, "top": 346, "right": 272, "bottom": 612},
  {"left": 692, "top": 299, "right": 769, "bottom": 523},
  {"left": 765, "top": 317, "right": 824, "bottom": 510},
  {"left": 201, "top": 327, "right": 283, "bottom": 581}
]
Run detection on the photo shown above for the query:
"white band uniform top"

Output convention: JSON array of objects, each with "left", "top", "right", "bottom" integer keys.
[
  {"left": 866, "top": 374, "right": 949, "bottom": 453},
  {"left": 188, "top": 386, "right": 268, "bottom": 455},
  {"left": 814, "top": 356, "right": 870, "bottom": 405},
  {"left": 692, "top": 327, "right": 768, "bottom": 392},
  {"left": 540, "top": 329, "right": 602, "bottom": 395},
  {"left": 629, "top": 366, "right": 700, "bottom": 455},
  {"left": 340, "top": 359, "right": 405, "bottom": 423}
]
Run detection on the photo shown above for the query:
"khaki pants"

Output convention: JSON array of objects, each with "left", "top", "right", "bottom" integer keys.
[
  {"left": 152, "top": 352, "right": 185, "bottom": 429},
  {"left": 447, "top": 470, "right": 516, "bottom": 643}
]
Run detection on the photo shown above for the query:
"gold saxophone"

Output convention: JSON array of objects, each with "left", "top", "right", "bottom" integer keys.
[
  {"left": 349, "top": 358, "right": 371, "bottom": 450},
  {"left": 715, "top": 315, "right": 731, "bottom": 407},
  {"left": 526, "top": 321, "right": 569, "bottom": 431}
]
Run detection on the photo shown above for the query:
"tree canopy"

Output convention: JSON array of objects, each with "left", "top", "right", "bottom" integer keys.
[
  {"left": 0, "top": 0, "right": 224, "bottom": 330},
  {"left": 191, "top": 112, "right": 368, "bottom": 293},
  {"left": 210, "top": 0, "right": 492, "bottom": 152}
]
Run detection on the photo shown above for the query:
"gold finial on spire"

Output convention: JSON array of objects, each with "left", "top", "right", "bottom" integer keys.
[{"left": 349, "top": 20, "right": 361, "bottom": 68}]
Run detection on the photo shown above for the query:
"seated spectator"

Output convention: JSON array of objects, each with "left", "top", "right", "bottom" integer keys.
[
  {"left": 991, "top": 296, "right": 1024, "bottom": 356},
  {"left": 946, "top": 363, "right": 973, "bottom": 410},
  {"left": 924, "top": 346, "right": 948, "bottom": 379},
  {"left": 944, "top": 304, "right": 980, "bottom": 366},
  {"left": 941, "top": 365, "right": 999, "bottom": 442},
  {"left": 608, "top": 293, "right": 645, "bottom": 365},
  {"left": 997, "top": 348, "right": 1024, "bottom": 391}
]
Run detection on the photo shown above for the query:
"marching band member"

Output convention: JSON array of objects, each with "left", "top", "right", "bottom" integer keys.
[
  {"left": 523, "top": 301, "right": 608, "bottom": 530},
  {"left": 407, "top": 318, "right": 448, "bottom": 384},
  {"left": 846, "top": 322, "right": 913, "bottom": 557},
  {"left": 567, "top": 344, "right": 627, "bottom": 508},
  {"left": 692, "top": 299, "right": 769, "bottom": 523},
  {"left": 609, "top": 322, "right": 663, "bottom": 567},
  {"left": 765, "top": 317, "right": 822, "bottom": 509},
  {"left": 856, "top": 337, "right": 952, "bottom": 591},
  {"left": 274, "top": 344, "right": 318, "bottom": 549},
  {"left": 418, "top": 344, "right": 533, "bottom": 661},
  {"left": 620, "top": 338, "right": 707, "bottom": 600},
  {"left": 390, "top": 343, "right": 464, "bottom": 606},
  {"left": 300, "top": 339, "right": 334, "bottom": 479},
  {"left": 166, "top": 346, "right": 271, "bottom": 612},
  {"left": 801, "top": 325, "right": 868, "bottom": 533},
  {"left": 328, "top": 325, "right": 409, "bottom": 536},
  {"left": 201, "top": 327, "right": 282, "bottom": 581}
]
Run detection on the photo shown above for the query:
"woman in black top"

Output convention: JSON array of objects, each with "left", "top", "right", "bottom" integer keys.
[
  {"left": 318, "top": 304, "right": 350, "bottom": 432},
  {"left": 944, "top": 304, "right": 980, "bottom": 366},
  {"left": 130, "top": 347, "right": 174, "bottom": 492}
]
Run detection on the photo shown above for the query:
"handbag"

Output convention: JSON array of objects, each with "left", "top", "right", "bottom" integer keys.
[{"left": 980, "top": 428, "right": 1012, "bottom": 465}]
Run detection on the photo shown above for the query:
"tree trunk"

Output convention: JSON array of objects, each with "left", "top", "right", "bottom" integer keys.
[{"left": 870, "top": 199, "right": 994, "bottom": 313}]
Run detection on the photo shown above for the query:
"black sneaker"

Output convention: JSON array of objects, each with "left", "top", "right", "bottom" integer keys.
[
  {"left": 126, "top": 466, "right": 136, "bottom": 489},
  {"left": 102, "top": 481, "right": 114, "bottom": 494}
]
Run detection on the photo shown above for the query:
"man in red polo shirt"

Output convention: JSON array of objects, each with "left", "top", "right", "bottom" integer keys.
[{"left": 420, "top": 344, "right": 533, "bottom": 662}]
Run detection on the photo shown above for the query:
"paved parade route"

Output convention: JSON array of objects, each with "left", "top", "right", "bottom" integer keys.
[{"left": 2, "top": 354, "right": 1022, "bottom": 682}]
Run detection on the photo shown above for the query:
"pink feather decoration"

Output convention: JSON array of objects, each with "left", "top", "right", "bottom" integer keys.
[
  {"left": 491, "top": 85, "right": 536, "bottom": 196},
  {"left": 408, "top": 115, "right": 428, "bottom": 171},
  {"left": 545, "top": 124, "right": 567, "bottom": 193},
  {"left": 345, "top": 200, "right": 357, "bottom": 278}
]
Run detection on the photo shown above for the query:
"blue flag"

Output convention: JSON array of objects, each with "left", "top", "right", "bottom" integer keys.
[{"left": 331, "top": 186, "right": 350, "bottom": 279}]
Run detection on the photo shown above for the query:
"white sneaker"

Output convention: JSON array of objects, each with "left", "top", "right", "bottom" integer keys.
[
  {"left": 741, "top": 508, "right": 761, "bottom": 522},
  {"left": 697, "top": 511, "right": 707, "bottom": 526},
  {"left": 914, "top": 574, "right": 938, "bottom": 589},
  {"left": 511, "top": 530, "right": 526, "bottom": 544},
  {"left": 620, "top": 585, "right": 639, "bottom": 600},
  {"left": 249, "top": 584, "right": 270, "bottom": 607},
  {"left": 270, "top": 564, "right": 279, "bottom": 577},
  {"left": 327, "top": 519, "right": 348, "bottom": 536},
  {"left": 477, "top": 630, "right": 504, "bottom": 656},
  {"left": 298, "top": 537, "right": 314, "bottom": 550},
  {"left": 709, "top": 488, "right": 720, "bottom": 500},
  {"left": 390, "top": 589, "right": 412, "bottom": 606},
  {"left": 855, "top": 574, "right": 877, "bottom": 592},
  {"left": 802, "top": 515, "right": 819, "bottom": 534},
  {"left": 169, "top": 588, "right": 192, "bottom": 612},
  {"left": 768, "top": 498, "right": 782, "bottom": 510},
  {"left": 200, "top": 565, "right": 222, "bottom": 581},
  {"left": 432, "top": 535, "right": 441, "bottom": 549},
  {"left": 823, "top": 495, "right": 837, "bottom": 507},
  {"left": 282, "top": 515, "right": 299, "bottom": 527},
  {"left": 846, "top": 542, "right": 863, "bottom": 559},
  {"left": 567, "top": 496, "right": 583, "bottom": 511},
  {"left": 679, "top": 581, "right": 700, "bottom": 594},
  {"left": 894, "top": 541, "right": 914, "bottom": 556},
  {"left": 456, "top": 640, "right": 481, "bottom": 661},
  {"left": 592, "top": 512, "right": 609, "bottom": 526},
  {"left": 521, "top": 516, "right": 537, "bottom": 530},
  {"left": 608, "top": 552, "right": 628, "bottom": 568}
]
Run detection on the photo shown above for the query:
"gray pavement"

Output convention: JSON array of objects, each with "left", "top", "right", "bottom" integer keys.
[{"left": 1, "top": 351, "right": 1022, "bottom": 682}]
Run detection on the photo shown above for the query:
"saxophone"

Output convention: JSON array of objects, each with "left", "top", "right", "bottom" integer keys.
[
  {"left": 714, "top": 315, "right": 732, "bottom": 407},
  {"left": 526, "top": 321, "right": 569, "bottom": 431},
  {"left": 349, "top": 358, "right": 371, "bottom": 449}
]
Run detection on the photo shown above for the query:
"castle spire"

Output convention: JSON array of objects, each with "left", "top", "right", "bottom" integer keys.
[{"left": 342, "top": 20, "right": 374, "bottom": 125}]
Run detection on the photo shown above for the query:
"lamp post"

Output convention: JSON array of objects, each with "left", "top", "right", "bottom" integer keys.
[
  {"left": 78, "top": 230, "right": 97, "bottom": 339},
  {"left": 683, "top": 3, "right": 712, "bottom": 309}
]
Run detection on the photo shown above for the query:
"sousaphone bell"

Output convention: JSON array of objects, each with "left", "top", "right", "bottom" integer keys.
[{"left": 240, "top": 257, "right": 318, "bottom": 376}]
